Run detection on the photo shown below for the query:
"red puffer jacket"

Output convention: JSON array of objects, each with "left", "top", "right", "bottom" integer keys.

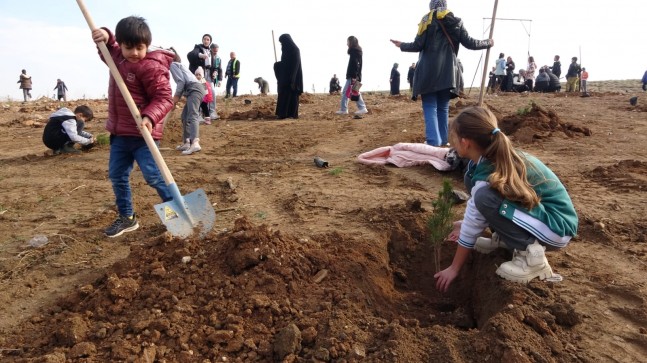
[{"left": 99, "top": 28, "right": 173, "bottom": 140}]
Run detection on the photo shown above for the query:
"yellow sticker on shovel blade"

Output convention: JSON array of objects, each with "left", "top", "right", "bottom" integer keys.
[{"left": 164, "top": 206, "right": 178, "bottom": 220}]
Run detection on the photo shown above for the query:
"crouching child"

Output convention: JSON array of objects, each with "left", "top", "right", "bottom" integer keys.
[{"left": 42, "top": 105, "right": 95, "bottom": 154}]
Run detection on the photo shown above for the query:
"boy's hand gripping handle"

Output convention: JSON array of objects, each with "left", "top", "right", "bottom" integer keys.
[{"left": 76, "top": 0, "right": 175, "bottom": 186}]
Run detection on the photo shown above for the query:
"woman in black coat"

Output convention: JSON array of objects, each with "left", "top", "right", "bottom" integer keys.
[
  {"left": 390, "top": 63, "right": 401, "bottom": 95},
  {"left": 390, "top": 0, "right": 492, "bottom": 146},
  {"left": 336, "top": 36, "right": 368, "bottom": 115},
  {"left": 274, "top": 34, "right": 303, "bottom": 119},
  {"left": 187, "top": 34, "right": 212, "bottom": 74}
]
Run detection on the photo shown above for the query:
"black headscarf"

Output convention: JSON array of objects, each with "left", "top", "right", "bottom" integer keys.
[{"left": 277, "top": 34, "right": 303, "bottom": 93}]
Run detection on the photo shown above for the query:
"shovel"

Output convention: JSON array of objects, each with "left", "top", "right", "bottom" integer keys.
[{"left": 76, "top": 0, "right": 215, "bottom": 238}]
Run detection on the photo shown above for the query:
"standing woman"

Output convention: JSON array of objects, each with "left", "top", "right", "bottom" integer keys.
[
  {"left": 274, "top": 34, "right": 303, "bottom": 119},
  {"left": 336, "top": 36, "right": 368, "bottom": 115},
  {"left": 390, "top": 63, "right": 401, "bottom": 95},
  {"left": 390, "top": 0, "right": 492, "bottom": 146},
  {"left": 187, "top": 34, "right": 212, "bottom": 75}
]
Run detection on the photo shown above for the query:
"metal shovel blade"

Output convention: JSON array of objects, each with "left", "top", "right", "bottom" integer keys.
[{"left": 154, "top": 187, "right": 215, "bottom": 238}]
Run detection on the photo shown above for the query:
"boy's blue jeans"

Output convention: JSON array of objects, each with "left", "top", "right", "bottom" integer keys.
[
  {"left": 109, "top": 135, "right": 172, "bottom": 217},
  {"left": 421, "top": 89, "right": 451, "bottom": 146}
]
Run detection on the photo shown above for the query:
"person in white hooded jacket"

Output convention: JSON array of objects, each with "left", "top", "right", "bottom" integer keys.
[{"left": 42, "top": 105, "right": 95, "bottom": 154}]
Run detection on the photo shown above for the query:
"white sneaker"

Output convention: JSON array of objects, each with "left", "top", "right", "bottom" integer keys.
[
  {"left": 496, "top": 241, "right": 554, "bottom": 284},
  {"left": 354, "top": 108, "right": 369, "bottom": 115},
  {"left": 182, "top": 139, "right": 201, "bottom": 155},
  {"left": 176, "top": 139, "right": 190, "bottom": 151},
  {"left": 474, "top": 232, "right": 506, "bottom": 254},
  {"left": 335, "top": 110, "right": 348, "bottom": 115}
]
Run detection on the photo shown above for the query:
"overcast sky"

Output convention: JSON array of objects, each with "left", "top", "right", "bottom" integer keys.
[{"left": 1, "top": 0, "right": 645, "bottom": 100}]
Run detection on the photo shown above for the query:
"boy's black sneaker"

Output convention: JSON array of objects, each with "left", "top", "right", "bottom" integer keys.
[
  {"left": 105, "top": 214, "right": 139, "bottom": 238},
  {"left": 81, "top": 142, "right": 96, "bottom": 151}
]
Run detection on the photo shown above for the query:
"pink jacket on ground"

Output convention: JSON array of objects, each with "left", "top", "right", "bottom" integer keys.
[
  {"left": 99, "top": 28, "right": 173, "bottom": 140},
  {"left": 357, "top": 143, "right": 451, "bottom": 170}
]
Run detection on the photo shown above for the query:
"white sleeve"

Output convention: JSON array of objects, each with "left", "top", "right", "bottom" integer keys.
[
  {"left": 457, "top": 181, "right": 490, "bottom": 249},
  {"left": 61, "top": 119, "right": 92, "bottom": 145}
]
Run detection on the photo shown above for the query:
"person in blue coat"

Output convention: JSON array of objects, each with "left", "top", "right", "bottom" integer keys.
[
  {"left": 435, "top": 107, "right": 578, "bottom": 291},
  {"left": 642, "top": 70, "right": 647, "bottom": 91}
]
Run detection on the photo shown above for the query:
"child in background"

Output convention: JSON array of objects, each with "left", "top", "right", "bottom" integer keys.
[
  {"left": 53, "top": 79, "right": 69, "bottom": 102},
  {"left": 169, "top": 48, "right": 205, "bottom": 155},
  {"left": 92, "top": 16, "right": 174, "bottom": 238},
  {"left": 42, "top": 105, "right": 95, "bottom": 154},
  {"left": 194, "top": 66, "right": 214, "bottom": 124},
  {"left": 580, "top": 67, "right": 589, "bottom": 96},
  {"left": 434, "top": 107, "right": 578, "bottom": 292}
]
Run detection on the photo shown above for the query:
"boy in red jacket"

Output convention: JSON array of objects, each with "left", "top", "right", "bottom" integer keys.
[{"left": 92, "top": 16, "right": 174, "bottom": 237}]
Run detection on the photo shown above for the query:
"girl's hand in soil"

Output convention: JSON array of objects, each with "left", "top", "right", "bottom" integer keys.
[
  {"left": 434, "top": 266, "right": 459, "bottom": 292},
  {"left": 446, "top": 220, "right": 462, "bottom": 242}
]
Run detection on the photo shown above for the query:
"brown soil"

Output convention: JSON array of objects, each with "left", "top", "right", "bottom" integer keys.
[{"left": 1, "top": 81, "right": 647, "bottom": 362}]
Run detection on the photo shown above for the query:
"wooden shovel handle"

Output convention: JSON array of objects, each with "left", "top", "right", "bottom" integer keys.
[
  {"left": 478, "top": 0, "right": 499, "bottom": 107},
  {"left": 76, "top": 0, "right": 175, "bottom": 186}
]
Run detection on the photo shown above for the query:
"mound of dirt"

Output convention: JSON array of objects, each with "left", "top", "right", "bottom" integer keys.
[
  {"left": 4, "top": 212, "right": 586, "bottom": 362},
  {"left": 499, "top": 101, "right": 592, "bottom": 143},
  {"left": 585, "top": 159, "right": 647, "bottom": 193},
  {"left": 226, "top": 104, "right": 276, "bottom": 121},
  {"left": 3, "top": 83, "right": 647, "bottom": 362}
]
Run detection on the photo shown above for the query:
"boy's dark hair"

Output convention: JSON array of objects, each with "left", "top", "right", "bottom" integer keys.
[
  {"left": 115, "top": 16, "right": 152, "bottom": 46},
  {"left": 74, "top": 105, "right": 94, "bottom": 121}
]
